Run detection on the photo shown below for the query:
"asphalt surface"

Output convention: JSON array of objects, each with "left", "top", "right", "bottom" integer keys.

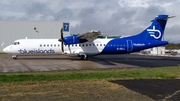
[
  {"left": 0, "top": 54, "right": 180, "bottom": 73},
  {"left": 1, "top": 54, "right": 180, "bottom": 101},
  {"left": 110, "top": 79, "right": 180, "bottom": 101},
  {"left": 91, "top": 54, "right": 180, "bottom": 68}
]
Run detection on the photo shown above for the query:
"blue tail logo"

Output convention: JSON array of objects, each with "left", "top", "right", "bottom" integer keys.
[
  {"left": 147, "top": 25, "right": 161, "bottom": 39},
  {"left": 131, "top": 14, "right": 175, "bottom": 41}
]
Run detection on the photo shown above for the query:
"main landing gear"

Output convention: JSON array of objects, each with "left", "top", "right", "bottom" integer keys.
[
  {"left": 12, "top": 55, "right": 18, "bottom": 59},
  {"left": 80, "top": 55, "right": 88, "bottom": 60},
  {"left": 79, "top": 53, "right": 88, "bottom": 60}
]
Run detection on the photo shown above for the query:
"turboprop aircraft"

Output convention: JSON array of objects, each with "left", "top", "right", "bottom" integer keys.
[{"left": 3, "top": 14, "right": 174, "bottom": 60}]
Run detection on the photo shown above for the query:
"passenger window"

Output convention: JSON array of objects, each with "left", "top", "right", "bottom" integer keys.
[
  {"left": 89, "top": 44, "right": 91, "bottom": 46},
  {"left": 79, "top": 44, "right": 81, "bottom": 46},
  {"left": 47, "top": 44, "right": 49, "bottom": 47},
  {"left": 54, "top": 44, "right": 56, "bottom": 47},
  {"left": 44, "top": 44, "right": 46, "bottom": 47},
  {"left": 100, "top": 44, "right": 102, "bottom": 46},
  {"left": 51, "top": 44, "right": 53, "bottom": 47},
  {"left": 86, "top": 44, "right": 88, "bottom": 46},
  {"left": 58, "top": 44, "right": 60, "bottom": 47},
  {"left": 40, "top": 44, "right": 42, "bottom": 47}
]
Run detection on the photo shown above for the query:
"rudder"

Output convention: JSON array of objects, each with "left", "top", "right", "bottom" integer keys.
[{"left": 135, "top": 14, "right": 169, "bottom": 41}]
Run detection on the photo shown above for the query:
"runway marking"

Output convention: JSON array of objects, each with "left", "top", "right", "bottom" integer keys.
[{"left": 164, "top": 89, "right": 180, "bottom": 100}]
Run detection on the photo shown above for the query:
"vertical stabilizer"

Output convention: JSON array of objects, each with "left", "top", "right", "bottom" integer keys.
[{"left": 134, "top": 14, "right": 169, "bottom": 40}]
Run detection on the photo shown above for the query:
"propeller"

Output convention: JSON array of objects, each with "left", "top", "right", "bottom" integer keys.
[{"left": 58, "top": 27, "right": 64, "bottom": 54}]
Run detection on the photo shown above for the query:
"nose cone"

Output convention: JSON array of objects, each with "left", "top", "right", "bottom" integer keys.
[
  {"left": 3, "top": 46, "right": 8, "bottom": 53},
  {"left": 3, "top": 45, "right": 12, "bottom": 53}
]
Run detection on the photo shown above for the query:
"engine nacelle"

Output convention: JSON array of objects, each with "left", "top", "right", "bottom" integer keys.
[{"left": 63, "top": 35, "right": 87, "bottom": 45}]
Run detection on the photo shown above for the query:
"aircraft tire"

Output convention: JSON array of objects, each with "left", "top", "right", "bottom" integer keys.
[
  {"left": 80, "top": 55, "right": 84, "bottom": 60},
  {"left": 12, "top": 55, "right": 18, "bottom": 60},
  {"left": 13, "top": 57, "right": 17, "bottom": 60},
  {"left": 80, "top": 55, "right": 88, "bottom": 60},
  {"left": 84, "top": 56, "right": 88, "bottom": 60}
]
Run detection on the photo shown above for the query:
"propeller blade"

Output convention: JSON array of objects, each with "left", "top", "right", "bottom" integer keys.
[
  {"left": 59, "top": 27, "right": 64, "bottom": 54},
  {"left": 61, "top": 27, "right": 64, "bottom": 41}
]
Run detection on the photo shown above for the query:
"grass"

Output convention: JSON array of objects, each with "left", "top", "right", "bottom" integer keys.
[
  {"left": 0, "top": 80, "right": 154, "bottom": 101},
  {"left": 0, "top": 52, "right": 6, "bottom": 54},
  {"left": 0, "top": 66, "right": 180, "bottom": 84},
  {"left": 0, "top": 67, "right": 179, "bottom": 101}
]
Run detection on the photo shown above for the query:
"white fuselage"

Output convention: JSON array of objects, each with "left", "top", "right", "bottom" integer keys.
[{"left": 3, "top": 38, "right": 112, "bottom": 57}]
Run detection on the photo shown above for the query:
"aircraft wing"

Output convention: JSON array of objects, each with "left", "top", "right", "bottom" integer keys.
[{"left": 78, "top": 30, "right": 102, "bottom": 42}]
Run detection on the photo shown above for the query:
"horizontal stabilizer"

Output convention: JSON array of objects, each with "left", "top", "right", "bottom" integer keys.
[{"left": 151, "top": 15, "right": 175, "bottom": 22}]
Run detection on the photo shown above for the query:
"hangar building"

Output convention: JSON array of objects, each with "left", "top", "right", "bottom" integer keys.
[{"left": 0, "top": 21, "right": 70, "bottom": 52}]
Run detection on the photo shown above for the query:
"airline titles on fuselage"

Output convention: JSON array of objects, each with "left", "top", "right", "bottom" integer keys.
[{"left": 18, "top": 49, "right": 55, "bottom": 54}]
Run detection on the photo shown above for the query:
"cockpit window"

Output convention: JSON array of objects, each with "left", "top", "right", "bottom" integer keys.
[{"left": 13, "top": 42, "right": 20, "bottom": 45}]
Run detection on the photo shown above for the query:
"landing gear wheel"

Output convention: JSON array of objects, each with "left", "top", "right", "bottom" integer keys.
[
  {"left": 80, "top": 55, "right": 88, "bottom": 60},
  {"left": 84, "top": 56, "right": 88, "bottom": 60},
  {"left": 80, "top": 55, "right": 84, "bottom": 60},
  {"left": 12, "top": 55, "right": 18, "bottom": 60}
]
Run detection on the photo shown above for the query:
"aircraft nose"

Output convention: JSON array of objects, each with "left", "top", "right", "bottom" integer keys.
[
  {"left": 3, "top": 45, "right": 12, "bottom": 53},
  {"left": 3, "top": 47, "right": 8, "bottom": 53}
]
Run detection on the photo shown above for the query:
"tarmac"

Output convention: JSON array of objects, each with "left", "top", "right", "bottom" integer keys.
[
  {"left": 110, "top": 79, "right": 180, "bottom": 101},
  {"left": 1, "top": 54, "right": 180, "bottom": 101},
  {"left": 0, "top": 54, "right": 180, "bottom": 73}
]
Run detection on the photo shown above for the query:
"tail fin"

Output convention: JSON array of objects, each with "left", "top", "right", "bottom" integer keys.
[{"left": 135, "top": 14, "right": 169, "bottom": 40}]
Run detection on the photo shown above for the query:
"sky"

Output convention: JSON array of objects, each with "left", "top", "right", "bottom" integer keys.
[{"left": 0, "top": 0, "right": 180, "bottom": 43}]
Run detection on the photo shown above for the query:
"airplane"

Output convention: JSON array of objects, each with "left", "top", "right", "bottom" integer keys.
[{"left": 3, "top": 14, "right": 174, "bottom": 60}]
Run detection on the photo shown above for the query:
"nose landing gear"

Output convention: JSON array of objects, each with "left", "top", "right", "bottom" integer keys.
[{"left": 12, "top": 55, "right": 18, "bottom": 59}]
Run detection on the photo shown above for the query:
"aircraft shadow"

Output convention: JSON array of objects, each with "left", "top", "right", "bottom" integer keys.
[
  {"left": 89, "top": 54, "right": 180, "bottom": 68},
  {"left": 15, "top": 54, "right": 180, "bottom": 68}
]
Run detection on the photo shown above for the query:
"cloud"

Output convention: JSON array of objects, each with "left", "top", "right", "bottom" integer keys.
[{"left": 0, "top": 0, "right": 180, "bottom": 43}]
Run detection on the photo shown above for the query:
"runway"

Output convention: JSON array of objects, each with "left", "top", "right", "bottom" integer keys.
[{"left": 0, "top": 54, "right": 180, "bottom": 73}]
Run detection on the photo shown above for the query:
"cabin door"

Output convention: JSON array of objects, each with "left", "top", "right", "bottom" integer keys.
[{"left": 127, "top": 40, "right": 133, "bottom": 52}]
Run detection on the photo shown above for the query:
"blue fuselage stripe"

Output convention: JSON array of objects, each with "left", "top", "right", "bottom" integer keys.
[{"left": 101, "top": 38, "right": 168, "bottom": 54}]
